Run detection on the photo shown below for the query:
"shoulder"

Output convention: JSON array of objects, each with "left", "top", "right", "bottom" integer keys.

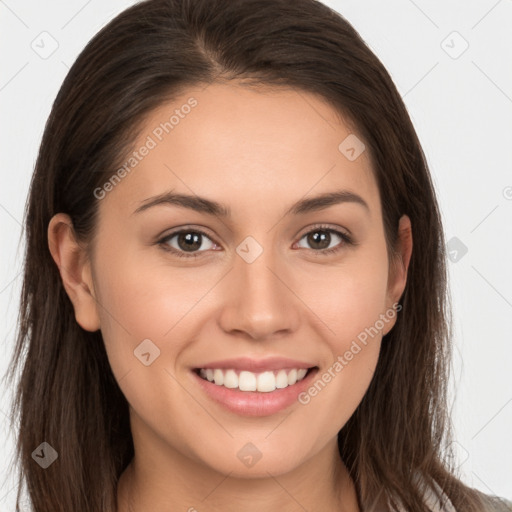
[
  {"left": 389, "top": 472, "right": 512, "bottom": 512},
  {"left": 481, "top": 497, "right": 512, "bottom": 512},
  {"left": 428, "top": 478, "right": 512, "bottom": 512},
  {"left": 388, "top": 476, "right": 456, "bottom": 512},
  {"left": 418, "top": 474, "right": 512, "bottom": 512},
  {"left": 424, "top": 478, "right": 456, "bottom": 512}
]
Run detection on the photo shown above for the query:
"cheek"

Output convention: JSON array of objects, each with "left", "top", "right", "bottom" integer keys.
[
  {"left": 90, "top": 254, "right": 210, "bottom": 438},
  {"left": 93, "top": 241, "right": 210, "bottom": 333},
  {"left": 291, "top": 247, "right": 389, "bottom": 426},
  {"left": 90, "top": 247, "right": 195, "bottom": 378},
  {"left": 91, "top": 244, "right": 238, "bottom": 401},
  {"left": 293, "top": 297, "right": 385, "bottom": 451},
  {"left": 294, "top": 247, "right": 391, "bottom": 350}
]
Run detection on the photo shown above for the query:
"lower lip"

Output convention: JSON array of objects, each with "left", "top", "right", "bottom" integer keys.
[{"left": 192, "top": 368, "right": 318, "bottom": 417}]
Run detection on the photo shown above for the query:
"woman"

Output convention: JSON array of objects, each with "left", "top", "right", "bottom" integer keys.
[{"left": 7, "top": 0, "right": 512, "bottom": 510}]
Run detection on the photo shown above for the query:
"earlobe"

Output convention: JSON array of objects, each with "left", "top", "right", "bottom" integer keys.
[{"left": 47, "top": 213, "right": 101, "bottom": 332}]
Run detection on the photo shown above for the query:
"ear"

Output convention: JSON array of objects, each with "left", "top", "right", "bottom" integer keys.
[
  {"left": 382, "top": 214, "right": 413, "bottom": 335},
  {"left": 47, "top": 213, "right": 101, "bottom": 332}
]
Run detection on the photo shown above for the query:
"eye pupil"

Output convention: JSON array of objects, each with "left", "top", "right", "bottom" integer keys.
[
  {"left": 308, "top": 230, "right": 331, "bottom": 250},
  {"left": 178, "top": 232, "right": 202, "bottom": 252}
]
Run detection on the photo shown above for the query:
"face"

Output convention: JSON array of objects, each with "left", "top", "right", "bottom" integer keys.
[{"left": 52, "top": 82, "right": 411, "bottom": 479}]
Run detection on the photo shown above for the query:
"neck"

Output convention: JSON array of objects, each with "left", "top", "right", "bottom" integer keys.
[{"left": 117, "top": 431, "right": 360, "bottom": 512}]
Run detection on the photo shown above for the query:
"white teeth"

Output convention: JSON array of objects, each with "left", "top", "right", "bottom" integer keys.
[
  {"left": 213, "top": 369, "right": 224, "bottom": 386},
  {"left": 287, "top": 369, "right": 298, "bottom": 386},
  {"left": 257, "top": 371, "right": 276, "bottom": 392},
  {"left": 197, "top": 367, "right": 310, "bottom": 392},
  {"left": 239, "top": 371, "right": 257, "bottom": 391},
  {"left": 275, "top": 370, "right": 289, "bottom": 389},
  {"left": 223, "top": 369, "right": 238, "bottom": 389}
]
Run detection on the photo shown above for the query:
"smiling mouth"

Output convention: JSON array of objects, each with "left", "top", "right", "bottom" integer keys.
[{"left": 193, "top": 367, "right": 317, "bottom": 392}]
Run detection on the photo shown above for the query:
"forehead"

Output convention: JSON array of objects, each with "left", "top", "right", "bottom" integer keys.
[{"left": 100, "top": 82, "right": 379, "bottom": 219}]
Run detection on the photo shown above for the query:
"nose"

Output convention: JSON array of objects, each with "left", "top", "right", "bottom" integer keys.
[{"left": 217, "top": 243, "right": 301, "bottom": 341}]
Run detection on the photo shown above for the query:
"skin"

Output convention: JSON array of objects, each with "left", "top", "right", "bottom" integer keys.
[{"left": 48, "top": 82, "right": 413, "bottom": 512}]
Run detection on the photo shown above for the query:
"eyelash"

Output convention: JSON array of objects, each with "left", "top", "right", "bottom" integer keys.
[{"left": 157, "top": 224, "right": 354, "bottom": 259}]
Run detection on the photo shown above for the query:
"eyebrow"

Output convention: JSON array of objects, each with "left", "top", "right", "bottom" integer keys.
[{"left": 133, "top": 189, "right": 370, "bottom": 217}]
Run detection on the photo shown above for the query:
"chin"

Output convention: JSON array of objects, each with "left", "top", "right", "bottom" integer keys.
[{"left": 198, "top": 449, "right": 304, "bottom": 479}]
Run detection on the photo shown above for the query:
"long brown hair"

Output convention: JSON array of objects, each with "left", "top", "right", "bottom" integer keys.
[{"left": 5, "top": 0, "right": 510, "bottom": 510}]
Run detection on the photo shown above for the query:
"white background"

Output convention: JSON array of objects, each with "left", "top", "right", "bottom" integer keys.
[{"left": 1, "top": 0, "right": 511, "bottom": 510}]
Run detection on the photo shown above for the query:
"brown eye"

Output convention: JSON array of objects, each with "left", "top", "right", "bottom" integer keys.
[
  {"left": 304, "top": 230, "right": 333, "bottom": 250},
  {"left": 296, "top": 226, "right": 353, "bottom": 255},
  {"left": 159, "top": 229, "right": 217, "bottom": 258},
  {"left": 175, "top": 232, "right": 203, "bottom": 252}
]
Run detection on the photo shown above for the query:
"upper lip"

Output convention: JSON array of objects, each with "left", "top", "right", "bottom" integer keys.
[{"left": 194, "top": 357, "right": 317, "bottom": 373}]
